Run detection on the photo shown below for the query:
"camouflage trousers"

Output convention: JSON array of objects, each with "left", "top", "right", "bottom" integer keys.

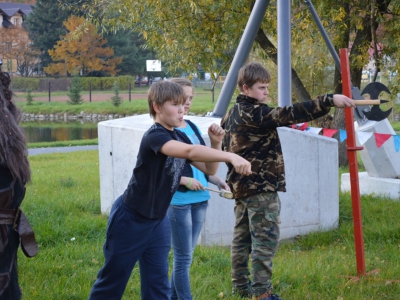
[{"left": 231, "top": 192, "right": 281, "bottom": 296}]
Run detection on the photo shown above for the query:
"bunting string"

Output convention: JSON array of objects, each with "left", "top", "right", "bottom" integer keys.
[{"left": 291, "top": 122, "right": 400, "bottom": 153}]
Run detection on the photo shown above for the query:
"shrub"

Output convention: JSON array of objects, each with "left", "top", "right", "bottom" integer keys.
[
  {"left": 26, "top": 89, "right": 34, "bottom": 105},
  {"left": 111, "top": 81, "right": 122, "bottom": 107},
  {"left": 68, "top": 76, "right": 83, "bottom": 105}
]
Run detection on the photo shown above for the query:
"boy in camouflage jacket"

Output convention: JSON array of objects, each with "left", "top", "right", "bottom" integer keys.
[{"left": 221, "top": 62, "right": 355, "bottom": 300}]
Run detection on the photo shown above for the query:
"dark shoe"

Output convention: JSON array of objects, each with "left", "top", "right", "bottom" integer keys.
[
  {"left": 252, "top": 292, "right": 282, "bottom": 300},
  {"left": 232, "top": 282, "right": 252, "bottom": 299}
]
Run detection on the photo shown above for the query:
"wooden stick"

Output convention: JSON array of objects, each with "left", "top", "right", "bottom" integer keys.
[
  {"left": 354, "top": 99, "right": 388, "bottom": 105},
  {"left": 204, "top": 187, "right": 234, "bottom": 199}
]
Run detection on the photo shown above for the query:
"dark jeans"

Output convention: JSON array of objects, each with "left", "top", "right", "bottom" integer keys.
[{"left": 88, "top": 196, "right": 171, "bottom": 300}]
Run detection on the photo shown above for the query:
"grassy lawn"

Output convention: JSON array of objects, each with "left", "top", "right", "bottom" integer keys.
[
  {"left": 18, "top": 151, "right": 400, "bottom": 299},
  {"left": 15, "top": 86, "right": 229, "bottom": 116}
]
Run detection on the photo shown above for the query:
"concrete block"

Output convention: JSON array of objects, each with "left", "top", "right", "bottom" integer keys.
[
  {"left": 98, "top": 115, "right": 340, "bottom": 245},
  {"left": 355, "top": 119, "right": 400, "bottom": 178},
  {"left": 341, "top": 172, "right": 400, "bottom": 200}
]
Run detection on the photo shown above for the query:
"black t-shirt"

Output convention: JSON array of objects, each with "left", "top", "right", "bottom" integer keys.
[{"left": 122, "top": 122, "right": 191, "bottom": 219}]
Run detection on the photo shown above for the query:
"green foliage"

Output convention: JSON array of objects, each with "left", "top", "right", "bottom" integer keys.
[
  {"left": 18, "top": 151, "right": 400, "bottom": 299},
  {"left": 67, "top": 76, "right": 83, "bottom": 105},
  {"left": 24, "top": 0, "right": 77, "bottom": 68},
  {"left": 110, "top": 81, "right": 122, "bottom": 107},
  {"left": 26, "top": 89, "right": 34, "bottom": 105},
  {"left": 79, "top": 76, "right": 135, "bottom": 91},
  {"left": 11, "top": 77, "right": 39, "bottom": 92},
  {"left": 103, "top": 29, "right": 155, "bottom": 76}
]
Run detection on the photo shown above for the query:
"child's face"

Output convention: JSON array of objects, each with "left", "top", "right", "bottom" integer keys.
[
  {"left": 243, "top": 82, "right": 270, "bottom": 104},
  {"left": 182, "top": 86, "right": 194, "bottom": 115},
  {"left": 154, "top": 100, "right": 184, "bottom": 130}
]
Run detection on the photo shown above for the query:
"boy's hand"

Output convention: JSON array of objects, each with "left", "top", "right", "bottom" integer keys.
[
  {"left": 332, "top": 94, "right": 356, "bottom": 108},
  {"left": 230, "top": 155, "right": 252, "bottom": 176},
  {"left": 208, "top": 123, "right": 225, "bottom": 144}
]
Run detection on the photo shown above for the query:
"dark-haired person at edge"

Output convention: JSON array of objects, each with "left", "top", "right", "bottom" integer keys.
[{"left": 0, "top": 62, "right": 38, "bottom": 300}]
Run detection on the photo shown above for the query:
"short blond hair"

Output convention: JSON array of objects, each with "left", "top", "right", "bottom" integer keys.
[
  {"left": 148, "top": 81, "right": 187, "bottom": 118},
  {"left": 169, "top": 77, "right": 193, "bottom": 88},
  {"left": 237, "top": 62, "right": 271, "bottom": 92}
]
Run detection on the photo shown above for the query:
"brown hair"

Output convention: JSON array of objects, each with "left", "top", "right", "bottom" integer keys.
[
  {"left": 0, "top": 71, "right": 31, "bottom": 183},
  {"left": 147, "top": 81, "right": 187, "bottom": 118},
  {"left": 237, "top": 62, "right": 271, "bottom": 92}
]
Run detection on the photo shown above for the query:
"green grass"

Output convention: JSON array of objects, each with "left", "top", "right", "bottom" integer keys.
[
  {"left": 18, "top": 151, "right": 400, "bottom": 299},
  {"left": 15, "top": 87, "right": 236, "bottom": 116},
  {"left": 27, "top": 138, "right": 98, "bottom": 149}
]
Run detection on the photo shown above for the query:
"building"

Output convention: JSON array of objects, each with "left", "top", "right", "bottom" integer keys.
[{"left": 0, "top": 2, "right": 34, "bottom": 73}]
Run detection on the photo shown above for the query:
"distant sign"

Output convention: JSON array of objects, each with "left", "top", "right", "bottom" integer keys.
[{"left": 146, "top": 60, "right": 162, "bottom": 72}]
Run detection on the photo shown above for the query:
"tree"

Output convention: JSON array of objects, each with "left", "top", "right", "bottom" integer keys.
[
  {"left": 83, "top": 0, "right": 400, "bottom": 165},
  {"left": 68, "top": 76, "right": 83, "bottom": 105},
  {"left": 26, "top": 89, "right": 34, "bottom": 105},
  {"left": 111, "top": 81, "right": 122, "bottom": 107},
  {"left": 25, "top": 0, "right": 76, "bottom": 68},
  {"left": 103, "top": 29, "right": 154, "bottom": 76},
  {"left": 44, "top": 16, "right": 122, "bottom": 76},
  {"left": 0, "top": 26, "right": 40, "bottom": 76}
]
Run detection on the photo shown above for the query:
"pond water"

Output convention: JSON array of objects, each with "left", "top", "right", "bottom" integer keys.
[{"left": 21, "top": 121, "right": 98, "bottom": 143}]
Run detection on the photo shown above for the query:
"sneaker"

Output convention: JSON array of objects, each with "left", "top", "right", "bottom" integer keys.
[
  {"left": 252, "top": 292, "right": 282, "bottom": 300},
  {"left": 232, "top": 282, "right": 252, "bottom": 299}
]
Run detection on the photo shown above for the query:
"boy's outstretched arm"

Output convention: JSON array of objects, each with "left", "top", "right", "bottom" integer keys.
[
  {"left": 159, "top": 140, "right": 252, "bottom": 176},
  {"left": 332, "top": 94, "right": 356, "bottom": 108}
]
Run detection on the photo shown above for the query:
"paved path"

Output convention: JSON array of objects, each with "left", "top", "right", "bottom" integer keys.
[{"left": 28, "top": 145, "right": 98, "bottom": 156}]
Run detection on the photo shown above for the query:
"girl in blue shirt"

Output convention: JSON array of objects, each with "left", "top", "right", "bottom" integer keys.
[{"left": 167, "top": 78, "right": 230, "bottom": 300}]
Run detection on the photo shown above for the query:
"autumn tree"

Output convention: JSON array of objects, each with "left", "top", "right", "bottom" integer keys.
[
  {"left": 0, "top": 26, "right": 40, "bottom": 76},
  {"left": 44, "top": 16, "right": 122, "bottom": 76},
  {"left": 25, "top": 0, "right": 76, "bottom": 68}
]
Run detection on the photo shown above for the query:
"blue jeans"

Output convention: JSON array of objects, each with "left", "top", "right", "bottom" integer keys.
[
  {"left": 167, "top": 201, "right": 208, "bottom": 300},
  {"left": 89, "top": 196, "right": 171, "bottom": 300}
]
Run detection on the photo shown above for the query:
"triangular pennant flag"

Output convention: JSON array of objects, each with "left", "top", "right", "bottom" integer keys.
[
  {"left": 298, "top": 122, "right": 309, "bottom": 131},
  {"left": 322, "top": 128, "right": 338, "bottom": 138},
  {"left": 373, "top": 133, "right": 392, "bottom": 148},
  {"left": 393, "top": 135, "right": 400, "bottom": 152},
  {"left": 307, "top": 127, "right": 322, "bottom": 135},
  {"left": 339, "top": 129, "right": 347, "bottom": 142},
  {"left": 356, "top": 131, "right": 373, "bottom": 146}
]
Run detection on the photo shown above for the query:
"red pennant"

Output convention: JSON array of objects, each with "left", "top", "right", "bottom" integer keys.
[
  {"left": 291, "top": 124, "right": 297, "bottom": 129},
  {"left": 298, "top": 122, "right": 309, "bottom": 131},
  {"left": 322, "top": 128, "right": 338, "bottom": 138},
  {"left": 373, "top": 133, "right": 392, "bottom": 148}
]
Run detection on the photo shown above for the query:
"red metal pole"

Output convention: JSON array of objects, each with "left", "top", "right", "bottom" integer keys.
[{"left": 339, "top": 48, "right": 366, "bottom": 276}]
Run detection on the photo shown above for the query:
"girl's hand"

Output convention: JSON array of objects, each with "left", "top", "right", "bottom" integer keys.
[
  {"left": 208, "top": 123, "right": 225, "bottom": 144},
  {"left": 183, "top": 177, "right": 204, "bottom": 191},
  {"left": 216, "top": 180, "right": 230, "bottom": 191}
]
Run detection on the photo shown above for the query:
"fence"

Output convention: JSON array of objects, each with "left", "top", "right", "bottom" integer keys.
[{"left": 11, "top": 76, "right": 137, "bottom": 92}]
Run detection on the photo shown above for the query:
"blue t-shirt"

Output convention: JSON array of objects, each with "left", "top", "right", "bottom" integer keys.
[
  {"left": 122, "top": 122, "right": 191, "bottom": 219},
  {"left": 170, "top": 122, "right": 210, "bottom": 205}
]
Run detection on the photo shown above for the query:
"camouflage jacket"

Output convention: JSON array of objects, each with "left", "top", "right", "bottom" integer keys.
[{"left": 221, "top": 93, "right": 334, "bottom": 199}]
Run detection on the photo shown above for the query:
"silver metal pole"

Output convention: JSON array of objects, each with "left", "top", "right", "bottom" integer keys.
[
  {"left": 212, "top": 0, "right": 271, "bottom": 117},
  {"left": 278, "top": 0, "right": 292, "bottom": 107}
]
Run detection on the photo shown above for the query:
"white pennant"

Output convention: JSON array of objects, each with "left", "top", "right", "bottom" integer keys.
[
  {"left": 356, "top": 131, "right": 373, "bottom": 146},
  {"left": 307, "top": 127, "right": 322, "bottom": 135}
]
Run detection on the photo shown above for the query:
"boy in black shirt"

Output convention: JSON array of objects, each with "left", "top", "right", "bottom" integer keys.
[{"left": 89, "top": 81, "right": 252, "bottom": 300}]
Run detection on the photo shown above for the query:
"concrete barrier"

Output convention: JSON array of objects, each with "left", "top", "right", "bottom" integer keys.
[{"left": 98, "top": 115, "right": 339, "bottom": 245}]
